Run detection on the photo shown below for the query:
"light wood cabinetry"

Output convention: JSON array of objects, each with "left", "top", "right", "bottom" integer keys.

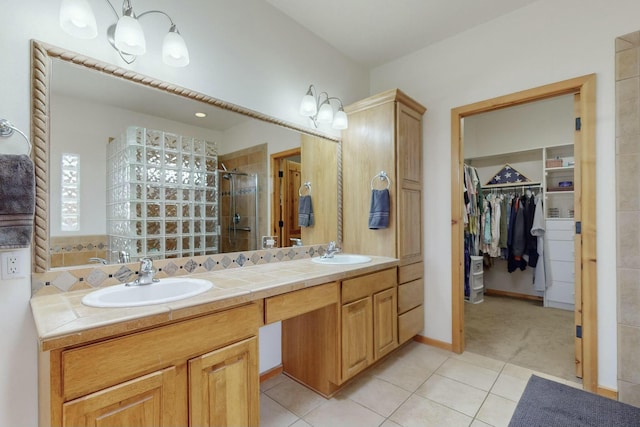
[
  {"left": 341, "top": 267, "right": 397, "bottom": 381},
  {"left": 341, "top": 297, "right": 373, "bottom": 379},
  {"left": 279, "top": 268, "right": 398, "bottom": 396},
  {"left": 41, "top": 304, "right": 261, "bottom": 427},
  {"left": 189, "top": 337, "right": 259, "bottom": 427},
  {"left": 342, "top": 89, "right": 426, "bottom": 344},
  {"left": 62, "top": 367, "right": 177, "bottom": 427}
]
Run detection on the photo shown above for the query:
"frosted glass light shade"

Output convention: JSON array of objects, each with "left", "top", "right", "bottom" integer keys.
[
  {"left": 115, "top": 15, "right": 146, "bottom": 55},
  {"left": 162, "top": 30, "right": 190, "bottom": 67},
  {"left": 317, "top": 102, "right": 334, "bottom": 123},
  {"left": 299, "top": 94, "right": 317, "bottom": 116},
  {"left": 59, "top": 0, "right": 97, "bottom": 39},
  {"left": 332, "top": 109, "right": 348, "bottom": 130}
]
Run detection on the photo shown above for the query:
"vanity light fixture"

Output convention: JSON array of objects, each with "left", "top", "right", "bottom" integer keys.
[
  {"left": 299, "top": 85, "right": 348, "bottom": 130},
  {"left": 59, "top": 0, "right": 190, "bottom": 67}
]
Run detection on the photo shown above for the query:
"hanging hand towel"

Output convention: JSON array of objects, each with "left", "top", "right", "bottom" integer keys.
[
  {"left": 298, "top": 195, "right": 314, "bottom": 227},
  {"left": 0, "top": 154, "right": 35, "bottom": 249},
  {"left": 368, "top": 189, "right": 390, "bottom": 229}
]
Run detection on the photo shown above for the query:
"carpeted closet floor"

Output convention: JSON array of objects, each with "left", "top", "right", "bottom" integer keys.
[{"left": 464, "top": 294, "right": 581, "bottom": 384}]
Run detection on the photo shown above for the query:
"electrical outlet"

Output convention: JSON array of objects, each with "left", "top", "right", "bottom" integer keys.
[{"left": 1, "top": 251, "right": 24, "bottom": 280}]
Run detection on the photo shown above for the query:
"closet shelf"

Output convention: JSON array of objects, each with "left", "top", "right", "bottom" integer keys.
[
  {"left": 545, "top": 190, "right": 575, "bottom": 195},
  {"left": 545, "top": 166, "right": 574, "bottom": 172}
]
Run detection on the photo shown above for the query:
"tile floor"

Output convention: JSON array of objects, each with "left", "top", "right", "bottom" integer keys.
[{"left": 259, "top": 341, "right": 583, "bottom": 427}]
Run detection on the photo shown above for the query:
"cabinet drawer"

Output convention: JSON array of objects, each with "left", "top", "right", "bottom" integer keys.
[
  {"left": 546, "top": 229, "right": 575, "bottom": 241},
  {"left": 470, "top": 272, "right": 483, "bottom": 290},
  {"left": 547, "top": 240, "right": 574, "bottom": 261},
  {"left": 398, "top": 304, "right": 423, "bottom": 344},
  {"left": 265, "top": 282, "right": 338, "bottom": 324},
  {"left": 398, "top": 279, "right": 423, "bottom": 314},
  {"left": 548, "top": 260, "right": 574, "bottom": 283},
  {"left": 545, "top": 280, "right": 575, "bottom": 305},
  {"left": 546, "top": 219, "right": 574, "bottom": 231},
  {"left": 342, "top": 268, "right": 397, "bottom": 304},
  {"left": 61, "top": 303, "right": 260, "bottom": 401},
  {"left": 398, "top": 262, "right": 423, "bottom": 284}
]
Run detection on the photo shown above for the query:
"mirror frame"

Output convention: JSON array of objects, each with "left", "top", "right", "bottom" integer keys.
[{"left": 31, "top": 39, "right": 342, "bottom": 273}]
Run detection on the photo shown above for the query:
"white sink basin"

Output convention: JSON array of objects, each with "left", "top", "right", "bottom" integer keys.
[
  {"left": 82, "top": 278, "right": 214, "bottom": 308},
  {"left": 311, "top": 254, "right": 372, "bottom": 265}
]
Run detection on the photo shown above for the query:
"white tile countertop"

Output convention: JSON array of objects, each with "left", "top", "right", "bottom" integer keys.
[{"left": 30, "top": 256, "right": 399, "bottom": 351}]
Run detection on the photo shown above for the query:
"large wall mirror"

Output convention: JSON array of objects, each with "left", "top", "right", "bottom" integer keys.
[{"left": 31, "top": 40, "right": 341, "bottom": 273}]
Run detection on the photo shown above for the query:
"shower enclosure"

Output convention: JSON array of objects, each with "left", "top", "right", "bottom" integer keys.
[
  {"left": 218, "top": 165, "right": 259, "bottom": 253},
  {"left": 106, "top": 126, "right": 219, "bottom": 262}
]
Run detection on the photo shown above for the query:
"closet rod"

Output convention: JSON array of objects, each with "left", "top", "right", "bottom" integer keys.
[{"left": 481, "top": 181, "right": 541, "bottom": 190}]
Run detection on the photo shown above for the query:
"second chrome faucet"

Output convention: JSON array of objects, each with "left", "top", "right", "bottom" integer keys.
[{"left": 127, "top": 257, "right": 159, "bottom": 286}]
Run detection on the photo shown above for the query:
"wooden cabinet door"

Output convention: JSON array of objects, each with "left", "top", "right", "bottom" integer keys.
[
  {"left": 62, "top": 367, "right": 176, "bottom": 427},
  {"left": 189, "top": 337, "right": 259, "bottom": 427},
  {"left": 341, "top": 297, "right": 373, "bottom": 381},
  {"left": 373, "top": 287, "right": 398, "bottom": 360},
  {"left": 396, "top": 102, "right": 424, "bottom": 266}
]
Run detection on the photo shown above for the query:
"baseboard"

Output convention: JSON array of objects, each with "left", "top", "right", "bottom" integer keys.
[
  {"left": 260, "top": 365, "right": 283, "bottom": 383},
  {"left": 484, "top": 288, "right": 543, "bottom": 302},
  {"left": 597, "top": 385, "right": 618, "bottom": 400},
  {"left": 413, "top": 335, "right": 453, "bottom": 352}
]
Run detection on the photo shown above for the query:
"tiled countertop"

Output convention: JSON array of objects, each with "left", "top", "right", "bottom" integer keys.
[{"left": 30, "top": 256, "right": 398, "bottom": 352}]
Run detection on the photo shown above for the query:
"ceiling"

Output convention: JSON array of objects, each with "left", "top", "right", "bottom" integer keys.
[{"left": 266, "top": 0, "right": 540, "bottom": 68}]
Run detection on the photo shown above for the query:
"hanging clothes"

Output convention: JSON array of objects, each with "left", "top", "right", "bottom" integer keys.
[{"left": 531, "top": 194, "right": 548, "bottom": 291}]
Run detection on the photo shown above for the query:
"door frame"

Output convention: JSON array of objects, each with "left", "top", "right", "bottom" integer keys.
[
  {"left": 450, "top": 74, "right": 598, "bottom": 391},
  {"left": 270, "top": 148, "right": 302, "bottom": 247}
]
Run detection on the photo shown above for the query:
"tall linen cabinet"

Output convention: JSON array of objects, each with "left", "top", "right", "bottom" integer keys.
[{"left": 342, "top": 89, "right": 426, "bottom": 344}]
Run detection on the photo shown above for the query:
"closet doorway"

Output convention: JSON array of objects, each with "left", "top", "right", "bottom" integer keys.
[{"left": 450, "top": 75, "right": 598, "bottom": 392}]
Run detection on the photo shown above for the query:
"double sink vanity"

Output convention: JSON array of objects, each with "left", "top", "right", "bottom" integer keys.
[{"left": 30, "top": 252, "right": 418, "bottom": 426}]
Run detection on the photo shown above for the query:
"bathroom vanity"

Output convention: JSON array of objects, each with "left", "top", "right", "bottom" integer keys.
[{"left": 31, "top": 256, "right": 401, "bottom": 426}]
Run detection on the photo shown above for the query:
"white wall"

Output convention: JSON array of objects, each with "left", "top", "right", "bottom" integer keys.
[
  {"left": 0, "top": 1, "right": 368, "bottom": 425},
  {"left": 370, "top": 0, "right": 640, "bottom": 389}
]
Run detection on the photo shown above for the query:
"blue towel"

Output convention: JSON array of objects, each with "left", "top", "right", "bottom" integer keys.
[
  {"left": 298, "top": 195, "right": 314, "bottom": 227},
  {"left": 369, "top": 189, "right": 390, "bottom": 229},
  {"left": 0, "top": 155, "right": 35, "bottom": 249}
]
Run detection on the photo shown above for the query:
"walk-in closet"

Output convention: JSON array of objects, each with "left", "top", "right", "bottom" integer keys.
[{"left": 462, "top": 93, "right": 581, "bottom": 383}]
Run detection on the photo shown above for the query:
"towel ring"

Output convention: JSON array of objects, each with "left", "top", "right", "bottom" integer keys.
[
  {"left": 0, "top": 119, "right": 32, "bottom": 156},
  {"left": 370, "top": 171, "right": 391, "bottom": 190},
  {"left": 299, "top": 181, "right": 311, "bottom": 196}
]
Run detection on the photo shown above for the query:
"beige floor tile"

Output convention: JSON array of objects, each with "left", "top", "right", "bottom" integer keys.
[
  {"left": 263, "top": 376, "right": 327, "bottom": 417},
  {"left": 435, "top": 358, "right": 499, "bottom": 391},
  {"left": 260, "top": 373, "right": 288, "bottom": 392},
  {"left": 451, "top": 351, "right": 506, "bottom": 372},
  {"left": 303, "top": 399, "right": 385, "bottom": 427},
  {"left": 380, "top": 420, "right": 403, "bottom": 427},
  {"left": 475, "top": 393, "right": 517, "bottom": 427},
  {"left": 260, "top": 394, "right": 299, "bottom": 427},
  {"left": 415, "top": 374, "right": 488, "bottom": 417},
  {"left": 369, "top": 356, "right": 434, "bottom": 392},
  {"left": 490, "top": 372, "right": 530, "bottom": 402},
  {"left": 501, "top": 363, "right": 575, "bottom": 387},
  {"left": 397, "top": 342, "right": 451, "bottom": 371},
  {"left": 390, "top": 394, "right": 473, "bottom": 427},
  {"left": 500, "top": 363, "right": 534, "bottom": 380},
  {"left": 470, "top": 419, "right": 493, "bottom": 427},
  {"left": 341, "top": 376, "right": 411, "bottom": 417},
  {"left": 290, "top": 419, "right": 313, "bottom": 427}
]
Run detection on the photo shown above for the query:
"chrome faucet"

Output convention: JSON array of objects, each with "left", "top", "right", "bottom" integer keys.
[
  {"left": 322, "top": 241, "right": 341, "bottom": 258},
  {"left": 290, "top": 238, "right": 303, "bottom": 247},
  {"left": 89, "top": 257, "right": 108, "bottom": 265},
  {"left": 127, "top": 257, "right": 159, "bottom": 286},
  {"left": 113, "top": 250, "right": 130, "bottom": 264}
]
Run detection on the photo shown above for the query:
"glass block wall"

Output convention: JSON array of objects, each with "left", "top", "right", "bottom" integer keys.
[{"left": 106, "top": 126, "right": 219, "bottom": 263}]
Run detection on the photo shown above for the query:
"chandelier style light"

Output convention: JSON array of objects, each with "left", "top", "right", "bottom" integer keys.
[
  {"left": 59, "top": 0, "right": 190, "bottom": 67},
  {"left": 299, "top": 85, "right": 348, "bottom": 130}
]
